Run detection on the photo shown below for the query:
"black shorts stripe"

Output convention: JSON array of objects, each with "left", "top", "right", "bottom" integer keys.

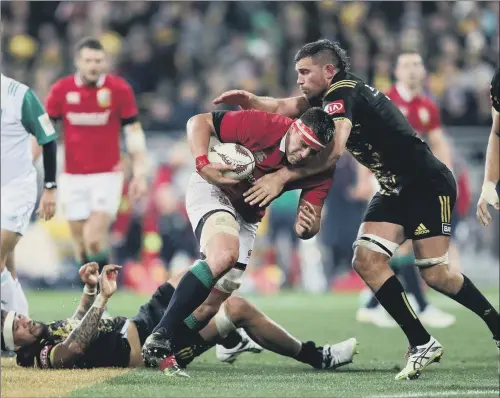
[
  {"left": 359, "top": 236, "right": 393, "bottom": 257},
  {"left": 194, "top": 209, "right": 236, "bottom": 244}
]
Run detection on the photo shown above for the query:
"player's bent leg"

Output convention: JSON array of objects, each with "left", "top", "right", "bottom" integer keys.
[
  {"left": 83, "top": 211, "right": 113, "bottom": 272},
  {"left": 143, "top": 211, "right": 240, "bottom": 374},
  {"left": 414, "top": 236, "right": 499, "bottom": 346},
  {"left": 1, "top": 230, "right": 21, "bottom": 313},
  {"left": 219, "top": 297, "right": 358, "bottom": 369}
]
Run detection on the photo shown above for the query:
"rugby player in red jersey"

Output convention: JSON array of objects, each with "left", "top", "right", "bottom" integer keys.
[
  {"left": 141, "top": 107, "right": 349, "bottom": 376},
  {"left": 45, "top": 37, "right": 147, "bottom": 273}
]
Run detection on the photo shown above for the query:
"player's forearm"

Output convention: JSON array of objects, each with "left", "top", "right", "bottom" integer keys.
[
  {"left": 484, "top": 130, "right": 499, "bottom": 184},
  {"left": 72, "top": 285, "right": 97, "bottom": 320},
  {"left": 186, "top": 113, "right": 214, "bottom": 158},
  {"left": 63, "top": 296, "right": 107, "bottom": 353},
  {"left": 124, "top": 122, "right": 148, "bottom": 178},
  {"left": 42, "top": 140, "right": 57, "bottom": 183}
]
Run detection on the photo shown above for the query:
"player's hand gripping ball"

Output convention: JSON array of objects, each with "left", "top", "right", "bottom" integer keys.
[{"left": 208, "top": 143, "right": 255, "bottom": 181}]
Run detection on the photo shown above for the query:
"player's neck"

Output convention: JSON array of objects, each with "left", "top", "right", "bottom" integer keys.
[{"left": 395, "top": 82, "right": 421, "bottom": 102}]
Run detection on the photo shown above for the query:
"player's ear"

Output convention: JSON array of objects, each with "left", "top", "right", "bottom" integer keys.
[{"left": 324, "top": 64, "right": 335, "bottom": 79}]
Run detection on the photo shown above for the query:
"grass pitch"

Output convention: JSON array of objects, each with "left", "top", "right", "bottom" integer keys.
[{"left": 1, "top": 288, "right": 498, "bottom": 398}]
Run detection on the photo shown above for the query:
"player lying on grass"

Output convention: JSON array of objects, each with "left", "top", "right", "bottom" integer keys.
[
  {"left": 1, "top": 262, "right": 358, "bottom": 373},
  {"left": 142, "top": 107, "right": 337, "bottom": 375}
]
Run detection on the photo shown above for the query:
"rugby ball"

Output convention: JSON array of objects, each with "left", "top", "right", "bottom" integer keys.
[{"left": 208, "top": 143, "right": 255, "bottom": 181}]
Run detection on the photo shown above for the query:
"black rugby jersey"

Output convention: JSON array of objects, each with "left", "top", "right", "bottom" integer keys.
[{"left": 315, "top": 71, "right": 447, "bottom": 195}]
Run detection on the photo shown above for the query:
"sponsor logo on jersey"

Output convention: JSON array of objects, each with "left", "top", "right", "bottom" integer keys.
[
  {"left": 38, "top": 113, "right": 56, "bottom": 136},
  {"left": 253, "top": 150, "right": 267, "bottom": 163},
  {"left": 414, "top": 223, "right": 430, "bottom": 236},
  {"left": 442, "top": 223, "right": 451, "bottom": 235},
  {"left": 97, "top": 88, "right": 111, "bottom": 108},
  {"left": 418, "top": 107, "right": 430, "bottom": 125},
  {"left": 324, "top": 100, "right": 344, "bottom": 115},
  {"left": 66, "top": 91, "right": 80, "bottom": 104},
  {"left": 66, "top": 110, "right": 111, "bottom": 126},
  {"left": 39, "top": 345, "right": 52, "bottom": 368}
]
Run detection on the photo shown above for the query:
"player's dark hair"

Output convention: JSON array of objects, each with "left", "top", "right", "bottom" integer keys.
[
  {"left": 294, "top": 39, "right": 350, "bottom": 72},
  {"left": 300, "top": 107, "right": 335, "bottom": 147},
  {"left": 75, "top": 37, "right": 104, "bottom": 53}
]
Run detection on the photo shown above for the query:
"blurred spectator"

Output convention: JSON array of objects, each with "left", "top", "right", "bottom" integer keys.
[{"left": 2, "top": 1, "right": 497, "bottom": 127}]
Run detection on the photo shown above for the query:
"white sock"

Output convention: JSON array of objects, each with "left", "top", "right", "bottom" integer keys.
[
  {"left": 14, "top": 279, "right": 29, "bottom": 316},
  {"left": 1, "top": 268, "right": 17, "bottom": 312}
]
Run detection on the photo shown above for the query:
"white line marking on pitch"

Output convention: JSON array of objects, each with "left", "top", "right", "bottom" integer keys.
[{"left": 369, "top": 389, "right": 499, "bottom": 398}]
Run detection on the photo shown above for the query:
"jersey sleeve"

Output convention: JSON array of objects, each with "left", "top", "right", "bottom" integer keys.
[
  {"left": 21, "top": 89, "right": 57, "bottom": 145},
  {"left": 45, "top": 81, "right": 64, "bottom": 120},
  {"left": 119, "top": 80, "right": 138, "bottom": 120},
  {"left": 299, "top": 170, "right": 334, "bottom": 207},
  {"left": 322, "top": 81, "right": 358, "bottom": 125}
]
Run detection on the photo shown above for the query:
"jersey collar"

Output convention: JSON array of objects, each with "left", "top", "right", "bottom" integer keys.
[
  {"left": 279, "top": 134, "right": 287, "bottom": 153},
  {"left": 74, "top": 73, "right": 107, "bottom": 88},
  {"left": 395, "top": 83, "right": 419, "bottom": 103}
]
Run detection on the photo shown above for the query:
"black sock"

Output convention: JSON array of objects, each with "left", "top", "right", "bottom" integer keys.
[
  {"left": 220, "top": 330, "right": 243, "bottom": 349},
  {"left": 295, "top": 341, "right": 323, "bottom": 369},
  {"left": 400, "top": 265, "right": 428, "bottom": 312},
  {"left": 153, "top": 260, "right": 215, "bottom": 334},
  {"left": 446, "top": 275, "right": 499, "bottom": 339},
  {"left": 366, "top": 295, "right": 379, "bottom": 309},
  {"left": 375, "top": 275, "right": 430, "bottom": 347}
]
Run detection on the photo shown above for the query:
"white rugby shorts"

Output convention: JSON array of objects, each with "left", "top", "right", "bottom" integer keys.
[
  {"left": 185, "top": 172, "right": 258, "bottom": 265},
  {"left": 59, "top": 171, "right": 124, "bottom": 221},
  {"left": 1, "top": 170, "right": 37, "bottom": 235}
]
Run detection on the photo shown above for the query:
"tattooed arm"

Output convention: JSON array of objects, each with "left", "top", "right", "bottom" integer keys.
[
  {"left": 72, "top": 262, "right": 99, "bottom": 320},
  {"left": 48, "top": 265, "right": 120, "bottom": 369}
]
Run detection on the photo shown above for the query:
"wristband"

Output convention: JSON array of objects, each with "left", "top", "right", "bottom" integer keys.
[
  {"left": 83, "top": 285, "right": 97, "bottom": 296},
  {"left": 481, "top": 180, "right": 499, "bottom": 206},
  {"left": 195, "top": 155, "right": 210, "bottom": 172},
  {"left": 92, "top": 294, "right": 107, "bottom": 309}
]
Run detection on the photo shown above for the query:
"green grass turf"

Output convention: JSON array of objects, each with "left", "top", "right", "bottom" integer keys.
[{"left": 23, "top": 288, "right": 500, "bottom": 398}]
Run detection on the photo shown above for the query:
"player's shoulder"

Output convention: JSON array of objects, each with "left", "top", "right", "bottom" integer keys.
[
  {"left": 105, "top": 74, "right": 133, "bottom": 91},
  {"left": 324, "top": 71, "right": 363, "bottom": 99},
  {"left": 419, "top": 94, "right": 439, "bottom": 111},
  {"left": 1, "top": 74, "right": 29, "bottom": 99},
  {"left": 50, "top": 75, "right": 76, "bottom": 92}
]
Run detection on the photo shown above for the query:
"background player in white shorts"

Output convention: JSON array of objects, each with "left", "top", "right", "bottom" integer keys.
[
  {"left": 45, "top": 37, "right": 148, "bottom": 273},
  {"left": 1, "top": 74, "right": 58, "bottom": 318}
]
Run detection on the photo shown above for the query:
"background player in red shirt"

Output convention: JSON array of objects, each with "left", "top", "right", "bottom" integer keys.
[
  {"left": 142, "top": 108, "right": 339, "bottom": 376},
  {"left": 45, "top": 38, "right": 148, "bottom": 273}
]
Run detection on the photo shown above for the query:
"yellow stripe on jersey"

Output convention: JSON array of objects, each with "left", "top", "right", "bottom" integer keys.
[
  {"left": 439, "top": 195, "right": 451, "bottom": 223},
  {"left": 326, "top": 80, "right": 357, "bottom": 96},
  {"left": 332, "top": 117, "right": 352, "bottom": 126}
]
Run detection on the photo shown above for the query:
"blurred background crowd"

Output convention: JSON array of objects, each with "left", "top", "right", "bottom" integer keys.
[{"left": 1, "top": 1, "right": 499, "bottom": 294}]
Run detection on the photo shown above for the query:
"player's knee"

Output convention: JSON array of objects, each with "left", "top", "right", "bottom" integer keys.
[
  {"left": 224, "top": 296, "right": 250, "bottom": 326},
  {"left": 418, "top": 260, "right": 451, "bottom": 289},
  {"left": 352, "top": 247, "right": 383, "bottom": 274},
  {"left": 352, "top": 234, "right": 398, "bottom": 273},
  {"left": 206, "top": 248, "right": 239, "bottom": 278}
]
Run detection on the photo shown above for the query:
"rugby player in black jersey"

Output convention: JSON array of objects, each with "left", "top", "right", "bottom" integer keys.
[
  {"left": 1, "top": 262, "right": 357, "bottom": 374},
  {"left": 214, "top": 39, "right": 499, "bottom": 380},
  {"left": 476, "top": 67, "right": 500, "bottom": 226}
]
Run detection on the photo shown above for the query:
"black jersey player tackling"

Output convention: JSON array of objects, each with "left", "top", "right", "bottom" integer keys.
[
  {"left": 214, "top": 39, "right": 499, "bottom": 380},
  {"left": 1, "top": 262, "right": 357, "bottom": 374}
]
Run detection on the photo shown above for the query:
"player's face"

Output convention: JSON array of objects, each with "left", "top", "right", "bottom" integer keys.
[
  {"left": 76, "top": 48, "right": 106, "bottom": 84},
  {"left": 285, "top": 125, "right": 320, "bottom": 165},
  {"left": 295, "top": 57, "right": 331, "bottom": 102},
  {"left": 395, "top": 54, "right": 426, "bottom": 89},
  {"left": 12, "top": 314, "right": 47, "bottom": 347}
]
